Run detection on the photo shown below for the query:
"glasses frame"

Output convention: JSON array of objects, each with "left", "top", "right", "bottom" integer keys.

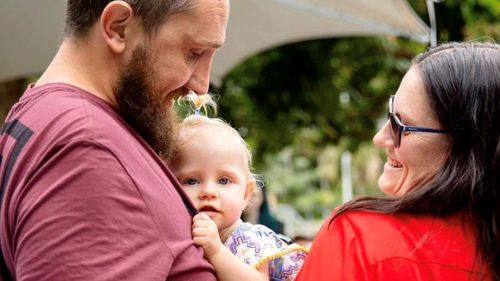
[{"left": 388, "top": 95, "right": 447, "bottom": 148}]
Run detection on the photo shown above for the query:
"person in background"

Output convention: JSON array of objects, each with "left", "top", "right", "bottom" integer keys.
[
  {"left": 242, "top": 179, "right": 285, "bottom": 235},
  {"left": 168, "top": 94, "right": 308, "bottom": 281},
  {"left": 0, "top": 0, "right": 229, "bottom": 280},
  {"left": 295, "top": 42, "right": 500, "bottom": 280}
]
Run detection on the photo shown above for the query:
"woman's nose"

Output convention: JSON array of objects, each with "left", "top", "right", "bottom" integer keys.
[{"left": 373, "top": 120, "right": 393, "bottom": 148}]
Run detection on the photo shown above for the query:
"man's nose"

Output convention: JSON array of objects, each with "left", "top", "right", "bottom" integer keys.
[{"left": 187, "top": 56, "right": 213, "bottom": 95}]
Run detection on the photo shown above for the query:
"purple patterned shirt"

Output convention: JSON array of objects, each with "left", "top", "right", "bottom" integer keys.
[{"left": 224, "top": 222, "right": 308, "bottom": 281}]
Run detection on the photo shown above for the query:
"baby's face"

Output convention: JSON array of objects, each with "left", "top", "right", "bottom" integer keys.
[{"left": 169, "top": 127, "right": 253, "bottom": 232}]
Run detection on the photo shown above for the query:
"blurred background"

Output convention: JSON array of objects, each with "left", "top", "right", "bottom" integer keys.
[{"left": 1, "top": 0, "right": 498, "bottom": 241}]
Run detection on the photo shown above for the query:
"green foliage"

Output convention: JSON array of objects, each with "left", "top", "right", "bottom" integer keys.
[
  {"left": 213, "top": 1, "right": 498, "bottom": 218},
  {"left": 219, "top": 37, "right": 421, "bottom": 167},
  {"left": 412, "top": 0, "right": 500, "bottom": 41},
  {"left": 263, "top": 144, "right": 341, "bottom": 218}
]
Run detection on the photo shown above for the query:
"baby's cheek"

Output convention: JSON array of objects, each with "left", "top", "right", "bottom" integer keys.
[{"left": 184, "top": 189, "right": 199, "bottom": 204}]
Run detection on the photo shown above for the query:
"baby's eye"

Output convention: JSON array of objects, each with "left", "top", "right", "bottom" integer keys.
[
  {"left": 184, "top": 178, "right": 200, "bottom": 185},
  {"left": 218, "top": 177, "right": 231, "bottom": 185}
]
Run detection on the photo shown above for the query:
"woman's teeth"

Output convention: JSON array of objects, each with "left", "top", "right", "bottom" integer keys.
[{"left": 389, "top": 159, "right": 403, "bottom": 168}]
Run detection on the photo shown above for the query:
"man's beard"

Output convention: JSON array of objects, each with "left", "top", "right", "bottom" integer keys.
[{"left": 115, "top": 45, "right": 181, "bottom": 161}]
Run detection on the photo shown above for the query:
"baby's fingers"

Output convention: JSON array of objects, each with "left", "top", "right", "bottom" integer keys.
[{"left": 193, "top": 212, "right": 212, "bottom": 222}]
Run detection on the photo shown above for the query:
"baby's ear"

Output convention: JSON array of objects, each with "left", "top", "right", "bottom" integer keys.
[{"left": 243, "top": 178, "right": 256, "bottom": 206}]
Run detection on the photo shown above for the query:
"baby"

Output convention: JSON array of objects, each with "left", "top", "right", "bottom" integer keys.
[{"left": 167, "top": 94, "right": 308, "bottom": 281}]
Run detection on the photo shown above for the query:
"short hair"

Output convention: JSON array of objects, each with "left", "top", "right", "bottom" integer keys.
[{"left": 64, "top": 0, "right": 194, "bottom": 37}]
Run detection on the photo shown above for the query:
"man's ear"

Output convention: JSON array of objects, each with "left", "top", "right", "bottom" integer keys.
[
  {"left": 99, "top": 1, "right": 135, "bottom": 54},
  {"left": 243, "top": 178, "right": 256, "bottom": 208}
]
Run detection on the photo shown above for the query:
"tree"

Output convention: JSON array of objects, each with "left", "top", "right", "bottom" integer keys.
[{"left": 214, "top": 1, "right": 499, "bottom": 218}]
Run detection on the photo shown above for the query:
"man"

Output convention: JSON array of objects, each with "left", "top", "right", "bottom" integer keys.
[{"left": 0, "top": 0, "right": 228, "bottom": 280}]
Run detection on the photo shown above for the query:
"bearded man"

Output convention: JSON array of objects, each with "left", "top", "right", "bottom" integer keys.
[{"left": 0, "top": 1, "right": 229, "bottom": 280}]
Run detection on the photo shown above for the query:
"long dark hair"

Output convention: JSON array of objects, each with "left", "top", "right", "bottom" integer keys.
[{"left": 333, "top": 42, "right": 500, "bottom": 278}]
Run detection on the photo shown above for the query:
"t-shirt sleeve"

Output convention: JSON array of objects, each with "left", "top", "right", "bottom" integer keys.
[
  {"left": 12, "top": 140, "right": 174, "bottom": 281},
  {"left": 294, "top": 212, "right": 371, "bottom": 281}
]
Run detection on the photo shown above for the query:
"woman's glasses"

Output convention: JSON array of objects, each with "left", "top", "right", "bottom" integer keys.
[{"left": 388, "top": 95, "right": 447, "bottom": 148}]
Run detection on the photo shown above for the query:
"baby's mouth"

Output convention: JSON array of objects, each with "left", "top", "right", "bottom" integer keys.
[{"left": 199, "top": 206, "right": 219, "bottom": 213}]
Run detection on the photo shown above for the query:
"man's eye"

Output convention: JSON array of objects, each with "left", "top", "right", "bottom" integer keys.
[
  {"left": 218, "top": 177, "right": 231, "bottom": 185},
  {"left": 185, "top": 178, "right": 199, "bottom": 185},
  {"left": 189, "top": 50, "right": 203, "bottom": 61}
]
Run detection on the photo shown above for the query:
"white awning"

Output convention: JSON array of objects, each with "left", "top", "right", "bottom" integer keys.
[{"left": 0, "top": 0, "right": 430, "bottom": 85}]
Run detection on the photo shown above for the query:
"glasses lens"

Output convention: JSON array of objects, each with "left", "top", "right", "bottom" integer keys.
[
  {"left": 389, "top": 114, "right": 401, "bottom": 147},
  {"left": 387, "top": 96, "right": 401, "bottom": 147}
]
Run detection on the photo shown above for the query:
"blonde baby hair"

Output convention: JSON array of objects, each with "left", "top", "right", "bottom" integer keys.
[{"left": 177, "top": 92, "right": 257, "bottom": 181}]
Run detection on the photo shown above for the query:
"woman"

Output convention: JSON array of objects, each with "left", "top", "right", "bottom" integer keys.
[{"left": 295, "top": 42, "right": 500, "bottom": 280}]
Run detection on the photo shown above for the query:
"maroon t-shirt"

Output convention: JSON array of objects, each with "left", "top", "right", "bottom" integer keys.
[{"left": 0, "top": 83, "right": 215, "bottom": 281}]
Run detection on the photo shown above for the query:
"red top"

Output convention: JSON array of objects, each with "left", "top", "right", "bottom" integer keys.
[
  {"left": 295, "top": 210, "right": 491, "bottom": 281},
  {"left": 0, "top": 84, "right": 215, "bottom": 280}
]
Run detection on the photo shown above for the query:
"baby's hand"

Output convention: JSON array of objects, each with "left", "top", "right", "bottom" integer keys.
[{"left": 192, "top": 213, "right": 224, "bottom": 258}]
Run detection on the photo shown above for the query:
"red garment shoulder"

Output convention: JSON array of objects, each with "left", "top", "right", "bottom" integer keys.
[{"left": 325, "top": 210, "right": 488, "bottom": 278}]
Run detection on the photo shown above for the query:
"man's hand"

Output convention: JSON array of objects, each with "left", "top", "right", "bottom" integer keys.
[{"left": 192, "top": 213, "right": 224, "bottom": 258}]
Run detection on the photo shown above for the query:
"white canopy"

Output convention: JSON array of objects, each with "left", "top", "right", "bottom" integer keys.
[{"left": 0, "top": 0, "right": 430, "bottom": 85}]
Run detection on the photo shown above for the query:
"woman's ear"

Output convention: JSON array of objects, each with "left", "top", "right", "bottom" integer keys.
[
  {"left": 99, "top": 1, "right": 135, "bottom": 54},
  {"left": 243, "top": 178, "right": 256, "bottom": 207}
]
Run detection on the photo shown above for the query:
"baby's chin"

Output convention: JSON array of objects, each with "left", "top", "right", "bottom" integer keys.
[{"left": 199, "top": 210, "right": 218, "bottom": 218}]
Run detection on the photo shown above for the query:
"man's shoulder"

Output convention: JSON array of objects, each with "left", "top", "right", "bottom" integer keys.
[
  {"left": 19, "top": 83, "right": 115, "bottom": 121},
  {"left": 1, "top": 82, "right": 148, "bottom": 174},
  {"left": 10, "top": 83, "right": 130, "bottom": 143}
]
